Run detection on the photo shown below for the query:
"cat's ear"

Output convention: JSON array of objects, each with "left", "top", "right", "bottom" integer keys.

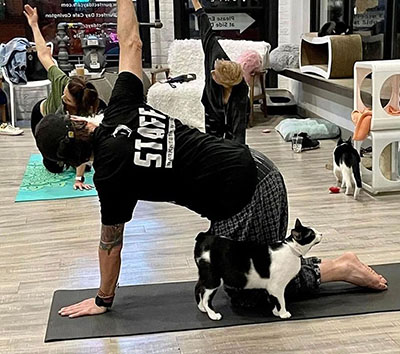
[
  {"left": 291, "top": 228, "right": 302, "bottom": 241},
  {"left": 337, "top": 137, "right": 343, "bottom": 145},
  {"left": 347, "top": 136, "right": 352, "bottom": 143},
  {"left": 295, "top": 218, "right": 302, "bottom": 229}
]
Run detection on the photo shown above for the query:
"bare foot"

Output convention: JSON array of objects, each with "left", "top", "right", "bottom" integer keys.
[{"left": 336, "top": 252, "right": 387, "bottom": 290}]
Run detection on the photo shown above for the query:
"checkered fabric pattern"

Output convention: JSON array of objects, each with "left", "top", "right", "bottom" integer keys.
[{"left": 208, "top": 149, "right": 288, "bottom": 244}]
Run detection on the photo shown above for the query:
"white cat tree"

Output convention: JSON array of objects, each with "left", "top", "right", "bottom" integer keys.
[
  {"left": 300, "top": 33, "right": 362, "bottom": 79},
  {"left": 354, "top": 60, "right": 400, "bottom": 194}
]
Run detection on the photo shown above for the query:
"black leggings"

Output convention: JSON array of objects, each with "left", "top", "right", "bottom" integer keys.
[{"left": 31, "top": 99, "right": 45, "bottom": 136}]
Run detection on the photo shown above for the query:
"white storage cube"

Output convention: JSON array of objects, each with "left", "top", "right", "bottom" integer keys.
[
  {"left": 354, "top": 60, "right": 400, "bottom": 131},
  {"left": 354, "top": 131, "right": 400, "bottom": 194}
]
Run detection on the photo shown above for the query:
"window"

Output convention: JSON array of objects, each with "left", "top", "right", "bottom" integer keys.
[
  {"left": 311, "top": 0, "right": 399, "bottom": 60},
  {"left": 0, "top": 0, "right": 152, "bottom": 68}
]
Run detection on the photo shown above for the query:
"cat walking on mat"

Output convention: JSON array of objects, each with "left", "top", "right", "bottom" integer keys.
[
  {"left": 194, "top": 219, "right": 322, "bottom": 321},
  {"left": 333, "top": 136, "right": 362, "bottom": 199}
]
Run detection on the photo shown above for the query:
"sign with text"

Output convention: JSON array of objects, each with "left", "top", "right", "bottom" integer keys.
[
  {"left": 196, "top": 13, "right": 255, "bottom": 34},
  {"left": 23, "top": 1, "right": 135, "bottom": 55},
  {"left": 40, "top": 0, "right": 118, "bottom": 25},
  {"left": 353, "top": 11, "right": 385, "bottom": 28}
]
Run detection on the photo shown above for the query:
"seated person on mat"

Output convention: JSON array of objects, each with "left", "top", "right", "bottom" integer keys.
[
  {"left": 33, "top": 0, "right": 387, "bottom": 318},
  {"left": 192, "top": 0, "right": 249, "bottom": 144},
  {"left": 24, "top": 4, "right": 102, "bottom": 190}
]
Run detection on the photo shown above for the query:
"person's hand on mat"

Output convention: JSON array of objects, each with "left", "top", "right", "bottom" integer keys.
[
  {"left": 59, "top": 298, "right": 107, "bottom": 318},
  {"left": 73, "top": 180, "right": 94, "bottom": 191}
]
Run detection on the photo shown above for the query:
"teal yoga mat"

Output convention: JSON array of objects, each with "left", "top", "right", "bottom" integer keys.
[{"left": 16, "top": 154, "right": 97, "bottom": 202}]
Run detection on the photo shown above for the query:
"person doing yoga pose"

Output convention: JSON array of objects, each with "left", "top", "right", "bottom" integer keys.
[
  {"left": 34, "top": 0, "right": 387, "bottom": 318},
  {"left": 192, "top": 0, "right": 249, "bottom": 144},
  {"left": 24, "top": 4, "right": 102, "bottom": 190}
]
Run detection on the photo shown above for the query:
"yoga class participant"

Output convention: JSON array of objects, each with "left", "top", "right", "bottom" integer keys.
[
  {"left": 34, "top": 0, "right": 387, "bottom": 318},
  {"left": 192, "top": 0, "right": 249, "bottom": 144},
  {"left": 24, "top": 4, "right": 101, "bottom": 190}
]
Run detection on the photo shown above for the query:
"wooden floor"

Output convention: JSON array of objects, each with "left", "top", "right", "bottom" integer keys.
[{"left": 1, "top": 113, "right": 399, "bottom": 354}]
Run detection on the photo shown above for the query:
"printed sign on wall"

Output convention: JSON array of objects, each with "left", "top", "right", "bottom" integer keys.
[{"left": 195, "top": 13, "right": 255, "bottom": 34}]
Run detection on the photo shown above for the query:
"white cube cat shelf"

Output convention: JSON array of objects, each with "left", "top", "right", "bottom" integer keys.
[
  {"left": 353, "top": 60, "right": 400, "bottom": 194},
  {"left": 354, "top": 60, "right": 400, "bottom": 131},
  {"left": 300, "top": 33, "right": 362, "bottom": 79},
  {"left": 354, "top": 130, "right": 400, "bottom": 194}
]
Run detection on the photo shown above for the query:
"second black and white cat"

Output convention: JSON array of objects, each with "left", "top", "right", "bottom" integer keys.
[
  {"left": 194, "top": 219, "right": 322, "bottom": 321},
  {"left": 333, "top": 136, "right": 362, "bottom": 199}
]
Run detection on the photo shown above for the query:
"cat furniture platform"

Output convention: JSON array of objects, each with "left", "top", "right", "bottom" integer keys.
[
  {"left": 353, "top": 60, "right": 400, "bottom": 194},
  {"left": 300, "top": 33, "right": 362, "bottom": 79}
]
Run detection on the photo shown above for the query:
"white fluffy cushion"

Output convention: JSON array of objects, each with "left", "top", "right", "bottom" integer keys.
[
  {"left": 147, "top": 39, "right": 271, "bottom": 131},
  {"left": 147, "top": 80, "right": 205, "bottom": 131},
  {"left": 168, "top": 40, "right": 205, "bottom": 79}
]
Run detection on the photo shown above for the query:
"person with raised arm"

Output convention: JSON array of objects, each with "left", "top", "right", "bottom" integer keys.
[
  {"left": 24, "top": 4, "right": 101, "bottom": 189},
  {"left": 192, "top": 0, "right": 249, "bottom": 144}
]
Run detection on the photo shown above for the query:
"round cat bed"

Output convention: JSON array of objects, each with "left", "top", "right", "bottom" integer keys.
[{"left": 275, "top": 117, "right": 341, "bottom": 142}]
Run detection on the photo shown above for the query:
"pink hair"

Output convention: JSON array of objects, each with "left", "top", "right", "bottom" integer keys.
[{"left": 236, "top": 50, "right": 263, "bottom": 85}]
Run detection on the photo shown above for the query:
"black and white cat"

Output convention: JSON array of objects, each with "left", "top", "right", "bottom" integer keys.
[
  {"left": 194, "top": 219, "right": 322, "bottom": 321},
  {"left": 333, "top": 137, "right": 362, "bottom": 199}
]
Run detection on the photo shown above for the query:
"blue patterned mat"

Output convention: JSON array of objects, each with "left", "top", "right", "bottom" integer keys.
[{"left": 16, "top": 154, "right": 97, "bottom": 202}]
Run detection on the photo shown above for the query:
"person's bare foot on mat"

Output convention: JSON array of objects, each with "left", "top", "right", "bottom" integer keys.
[{"left": 320, "top": 252, "right": 388, "bottom": 290}]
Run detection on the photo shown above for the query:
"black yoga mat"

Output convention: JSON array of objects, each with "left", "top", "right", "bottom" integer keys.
[{"left": 45, "top": 263, "right": 400, "bottom": 342}]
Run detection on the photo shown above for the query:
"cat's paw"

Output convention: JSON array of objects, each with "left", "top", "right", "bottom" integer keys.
[
  {"left": 197, "top": 302, "right": 206, "bottom": 313},
  {"left": 345, "top": 188, "right": 353, "bottom": 196},
  {"left": 279, "top": 311, "right": 291, "bottom": 319},
  {"left": 272, "top": 307, "right": 279, "bottom": 317},
  {"left": 208, "top": 312, "right": 222, "bottom": 321}
]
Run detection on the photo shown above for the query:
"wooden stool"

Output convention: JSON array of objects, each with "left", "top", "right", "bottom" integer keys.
[{"left": 248, "top": 70, "right": 267, "bottom": 127}]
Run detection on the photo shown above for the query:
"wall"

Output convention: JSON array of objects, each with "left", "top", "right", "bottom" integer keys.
[
  {"left": 149, "top": 0, "right": 174, "bottom": 67},
  {"left": 294, "top": 81, "right": 355, "bottom": 131},
  {"left": 278, "top": 0, "right": 310, "bottom": 88},
  {"left": 0, "top": 0, "right": 26, "bottom": 44}
]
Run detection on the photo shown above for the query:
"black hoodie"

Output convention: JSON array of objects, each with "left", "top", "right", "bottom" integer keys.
[{"left": 196, "top": 8, "right": 249, "bottom": 144}]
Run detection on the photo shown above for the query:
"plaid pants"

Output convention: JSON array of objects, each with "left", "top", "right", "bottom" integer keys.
[{"left": 208, "top": 149, "right": 321, "bottom": 306}]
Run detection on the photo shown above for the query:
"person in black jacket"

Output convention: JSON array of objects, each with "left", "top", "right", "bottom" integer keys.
[{"left": 193, "top": 0, "right": 249, "bottom": 144}]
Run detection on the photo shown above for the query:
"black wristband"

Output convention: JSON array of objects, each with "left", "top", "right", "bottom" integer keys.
[
  {"left": 75, "top": 176, "right": 85, "bottom": 183},
  {"left": 95, "top": 295, "right": 113, "bottom": 308}
]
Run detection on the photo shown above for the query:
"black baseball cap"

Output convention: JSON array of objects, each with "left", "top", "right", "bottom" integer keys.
[
  {"left": 35, "top": 113, "right": 71, "bottom": 163},
  {"left": 35, "top": 113, "right": 93, "bottom": 168},
  {"left": 42, "top": 158, "right": 66, "bottom": 174}
]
